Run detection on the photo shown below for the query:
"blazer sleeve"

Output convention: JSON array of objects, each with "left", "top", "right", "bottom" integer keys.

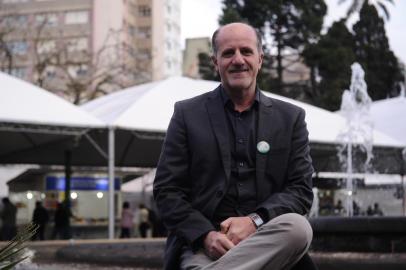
[
  {"left": 257, "top": 108, "right": 314, "bottom": 221},
  {"left": 153, "top": 102, "right": 215, "bottom": 247}
]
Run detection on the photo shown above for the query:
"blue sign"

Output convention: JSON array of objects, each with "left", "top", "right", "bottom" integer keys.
[{"left": 46, "top": 176, "right": 120, "bottom": 191}]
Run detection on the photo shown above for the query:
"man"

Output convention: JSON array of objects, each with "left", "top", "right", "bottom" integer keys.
[
  {"left": 52, "top": 202, "right": 71, "bottom": 240},
  {"left": 0, "top": 197, "right": 17, "bottom": 241},
  {"left": 32, "top": 201, "right": 49, "bottom": 240},
  {"left": 154, "top": 23, "right": 314, "bottom": 270}
]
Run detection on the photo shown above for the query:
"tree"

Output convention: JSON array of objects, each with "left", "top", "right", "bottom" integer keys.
[
  {"left": 302, "top": 20, "right": 356, "bottom": 110},
  {"left": 198, "top": 52, "right": 219, "bottom": 81},
  {"left": 0, "top": 4, "right": 21, "bottom": 74},
  {"left": 352, "top": 2, "right": 403, "bottom": 100},
  {"left": 338, "top": 0, "right": 394, "bottom": 20},
  {"left": 219, "top": 0, "right": 327, "bottom": 94},
  {"left": 27, "top": 23, "right": 150, "bottom": 104}
]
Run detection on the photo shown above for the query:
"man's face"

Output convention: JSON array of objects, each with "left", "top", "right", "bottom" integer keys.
[{"left": 212, "top": 24, "right": 263, "bottom": 93}]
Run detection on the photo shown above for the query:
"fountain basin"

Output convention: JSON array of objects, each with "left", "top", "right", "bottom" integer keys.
[{"left": 310, "top": 216, "right": 406, "bottom": 252}]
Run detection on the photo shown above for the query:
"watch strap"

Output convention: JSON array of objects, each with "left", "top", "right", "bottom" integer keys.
[{"left": 248, "top": 212, "right": 264, "bottom": 228}]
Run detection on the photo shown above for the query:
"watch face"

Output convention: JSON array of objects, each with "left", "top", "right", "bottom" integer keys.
[{"left": 249, "top": 213, "right": 264, "bottom": 228}]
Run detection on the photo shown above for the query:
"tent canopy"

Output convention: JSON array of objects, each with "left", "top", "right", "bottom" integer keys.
[
  {"left": 83, "top": 76, "right": 403, "bottom": 148},
  {"left": 82, "top": 76, "right": 404, "bottom": 173},
  {"left": 0, "top": 72, "right": 107, "bottom": 166},
  {"left": 0, "top": 72, "right": 104, "bottom": 128},
  {"left": 371, "top": 96, "right": 406, "bottom": 145}
]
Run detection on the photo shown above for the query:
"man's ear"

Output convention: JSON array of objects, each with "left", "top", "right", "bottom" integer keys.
[
  {"left": 258, "top": 52, "right": 264, "bottom": 69},
  {"left": 211, "top": 55, "right": 219, "bottom": 72}
]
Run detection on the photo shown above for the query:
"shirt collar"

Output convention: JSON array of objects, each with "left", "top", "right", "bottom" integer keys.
[{"left": 220, "top": 85, "right": 260, "bottom": 110}]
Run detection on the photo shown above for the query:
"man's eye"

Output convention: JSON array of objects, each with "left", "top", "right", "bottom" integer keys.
[
  {"left": 241, "top": 49, "right": 253, "bottom": 55},
  {"left": 222, "top": 50, "right": 234, "bottom": 57}
]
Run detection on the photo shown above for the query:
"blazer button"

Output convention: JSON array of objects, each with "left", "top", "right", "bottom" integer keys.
[{"left": 216, "top": 190, "right": 223, "bottom": 198}]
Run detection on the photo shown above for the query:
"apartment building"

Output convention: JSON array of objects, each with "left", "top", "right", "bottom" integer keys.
[{"left": 0, "top": 0, "right": 181, "bottom": 102}]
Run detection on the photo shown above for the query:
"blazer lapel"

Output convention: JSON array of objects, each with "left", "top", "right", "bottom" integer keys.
[
  {"left": 206, "top": 87, "right": 231, "bottom": 181},
  {"left": 256, "top": 91, "right": 273, "bottom": 202}
]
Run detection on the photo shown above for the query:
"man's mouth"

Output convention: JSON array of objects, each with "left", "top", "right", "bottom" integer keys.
[{"left": 229, "top": 68, "right": 248, "bottom": 73}]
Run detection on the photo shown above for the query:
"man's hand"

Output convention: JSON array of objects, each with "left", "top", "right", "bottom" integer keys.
[
  {"left": 203, "top": 231, "right": 235, "bottom": 260},
  {"left": 220, "top": 216, "right": 256, "bottom": 245}
]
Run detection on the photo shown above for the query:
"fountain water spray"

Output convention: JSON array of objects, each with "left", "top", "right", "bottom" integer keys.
[{"left": 337, "top": 63, "right": 374, "bottom": 216}]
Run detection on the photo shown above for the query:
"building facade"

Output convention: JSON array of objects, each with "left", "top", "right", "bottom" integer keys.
[
  {"left": 182, "top": 37, "right": 211, "bottom": 79},
  {"left": 0, "top": 0, "right": 181, "bottom": 102}
]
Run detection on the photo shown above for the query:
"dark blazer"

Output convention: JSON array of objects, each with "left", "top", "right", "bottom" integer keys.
[{"left": 153, "top": 86, "right": 314, "bottom": 270}]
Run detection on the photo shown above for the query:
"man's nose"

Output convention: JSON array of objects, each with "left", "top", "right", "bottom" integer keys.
[{"left": 232, "top": 51, "right": 244, "bottom": 65}]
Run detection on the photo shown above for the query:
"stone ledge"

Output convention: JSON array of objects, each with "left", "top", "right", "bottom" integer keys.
[
  {"left": 312, "top": 252, "right": 406, "bottom": 270},
  {"left": 4, "top": 238, "right": 406, "bottom": 269}
]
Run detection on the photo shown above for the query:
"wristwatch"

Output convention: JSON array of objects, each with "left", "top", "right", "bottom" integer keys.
[{"left": 248, "top": 213, "right": 264, "bottom": 228}]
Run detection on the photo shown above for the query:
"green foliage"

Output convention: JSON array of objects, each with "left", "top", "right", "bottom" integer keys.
[
  {"left": 219, "top": 0, "right": 244, "bottom": 25},
  {"left": 352, "top": 2, "right": 403, "bottom": 100},
  {"left": 0, "top": 223, "right": 38, "bottom": 270},
  {"left": 338, "top": 0, "right": 394, "bottom": 20},
  {"left": 302, "top": 20, "right": 355, "bottom": 110},
  {"left": 197, "top": 53, "right": 220, "bottom": 81}
]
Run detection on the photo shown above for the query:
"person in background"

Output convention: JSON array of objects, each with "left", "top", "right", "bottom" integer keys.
[
  {"left": 138, "top": 203, "right": 150, "bottom": 238},
  {"left": 0, "top": 197, "right": 17, "bottom": 241},
  {"left": 120, "top": 201, "right": 134, "bottom": 238},
  {"left": 373, "top": 202, "right": 384, "bottom": 216},
  {"left": 52, "top": 202, "right": 71, "bottom": 240},
  {"left": 32, "top": 201, "right": 49, "bottom": 240},
  {"left": 334, "top": 199, "right": 345, "bottom": 216}
]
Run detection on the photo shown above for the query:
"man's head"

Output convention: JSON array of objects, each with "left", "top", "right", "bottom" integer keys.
[{"left": 211, "top": 23, "right": 263, "bottom": 93}]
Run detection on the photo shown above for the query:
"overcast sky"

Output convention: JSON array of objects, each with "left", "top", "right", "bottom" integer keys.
[{"left": 181, "top": 0, "right": 406, "bottom": 64}]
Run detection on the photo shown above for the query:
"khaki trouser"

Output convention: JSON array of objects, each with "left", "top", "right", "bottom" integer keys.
[{"left": 180, "top": 213, "right": 312, "bottom": 270}]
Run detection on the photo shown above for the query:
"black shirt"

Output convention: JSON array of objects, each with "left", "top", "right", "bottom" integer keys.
[{"left": 212, "top": 87, "right": 259, "bottom": 228}]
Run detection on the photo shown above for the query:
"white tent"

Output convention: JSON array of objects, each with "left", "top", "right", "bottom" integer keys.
[
  {"left": 0, "top": 72, "right": 109, "bottom": 166},
  {"left": 0, "top": 72, "right": 117, "bottom": 238},
  {"left": 122, "top": 169, "right": 155, "bottom": 193},
  {"left": 370, "top": 96, "right": 406, "bottom": 145},
  {"left": 0, "top": 72, "right": 104, "bottom": 128},
  {"left": 82, "top": 76, "right": 402, "bottom": 148}
]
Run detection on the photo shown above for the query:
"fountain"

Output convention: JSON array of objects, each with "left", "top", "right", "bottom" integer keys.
[
  {"left": 337, "top": 63, "right": 374, "bottom": 216},
  {"left": 309, "top": 63, "right": 406, "bottom": 270}
]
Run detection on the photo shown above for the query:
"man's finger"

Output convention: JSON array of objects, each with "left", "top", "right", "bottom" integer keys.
[
  {"left": 220, "top": 218, "right": 231, "bottom": 234},
  {"left": 220, "top": 234, "right": 235, "bottom": 250}
]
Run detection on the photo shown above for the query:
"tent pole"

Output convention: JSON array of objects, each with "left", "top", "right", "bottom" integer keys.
[
  {"left": 108, "top": 127, "right": 115, "bottom": 239},
  {"left": 64, "top": 150, "right": 72, "bottom": 209}
]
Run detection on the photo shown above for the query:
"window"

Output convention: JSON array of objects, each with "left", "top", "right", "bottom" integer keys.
[
  {"left": 44, "top": 66, "right": 56, "bottom": 79},
  {"left": 166, "top": 41, "right": 171, "bottom": 50},
  {"left": 7, "top": 41, "right": 28, "bottom": 55},
  {"left": 138, "top": 5, "right": 151, "bottom": 16},
  {"left": 65, "top": 11, "right": 89, "bottom": 24},
  {"left": 35, "top": 13, "right": 58, "bottom": 26},
  {"left": 137, "top": 27, "right": 151, "bottom": 39},
  {"left": 166, "top": 22, "right": 172, "bottom": 32},
  {"left": 68, "top": 64, "right": 88, "bottom": 78},
  {"left": 37, "top": 40, "right": 56, "bottom": 54},
  {"left": 10, "top": 67, "right": 27, "bottom": 79},
  {"left": 67, "top": 38, "right": 88, "bottom": 52},
  {"left": 2, "top": 15, "right": 28, "bottom": 26},
  {"left": 128, "top": 25, "right": 136, "bottom": 36},
  {"left": 137, "top": 49, "right": 150, "bottom": 60}
]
